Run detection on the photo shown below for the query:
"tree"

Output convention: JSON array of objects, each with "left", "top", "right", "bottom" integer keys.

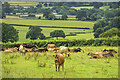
[
  {"left": 61, "top": 14, "right": 68, "bottom": 20},
  {"left": 26, "top": 26, "right": 45, "bottom": 40},
  {"left": 36, "top": 3, "right": 42, "bottom": 8},
  {"left": 109, "top": 16, "right": 120, "bottom": 29},
  {"left": 2, "top": 11, "right": 6, "bottom": 18},
  {"left": 93, "top": 19, "right": 109, "bottom": 32},
  {"left": 43, "top": 9, "right": 52, "bottom": 19},
  {"left": 2, "top": 2, "right": 12, "bottom": 14},
  {"left": 76, "top": 10, "right": 87, "bottom": 20},
  {"left": 90, "top": 13, "right": 101, "bottom": 21},
  {"left": 94, "top": 28, "right": 104, "bottom": 38},
  {"left": 93, "top": 2, "right": 103, "bottom": 9},
  {"left": 2, "top": 23, "right": 19, "bottom": 43},
  {"left": 48, "top": 14, "right": 55, "bottom": 20},
  {"left": 50, "top": 30, "right": 66, "bottom": 40},
  {"left": 99, "top": 28, "right": 120, "bottom": 38}
]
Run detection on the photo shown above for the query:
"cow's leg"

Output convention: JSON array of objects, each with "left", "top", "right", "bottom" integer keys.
[
  {"left": 55, "top": 64, "right": 57, "bottom": 72},
  {"left": 62, "top": 64, "right": 64, "bottom": 72},
  {"left": 58, "top": 65, "right": 60, "bottom": 72}
]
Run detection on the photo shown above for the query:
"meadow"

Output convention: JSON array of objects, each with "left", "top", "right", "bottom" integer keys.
[{"left": 2, "top": 46, "right": 118, "bottom": 78}]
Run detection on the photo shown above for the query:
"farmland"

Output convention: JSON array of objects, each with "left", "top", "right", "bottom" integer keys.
[
  {"left": 2, "top": 18, "right": 94, "bottom": 42},
  {"left": 2, "top": 46, "right": 118, "bottom": 78}
]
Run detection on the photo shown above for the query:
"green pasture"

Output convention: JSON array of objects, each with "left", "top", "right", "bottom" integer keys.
[
  {"left": 2, "top": 46, "right": 118, "bottom": 78},
  {"left": 13, "top": 26, "right": 94, "bottom": 42},
  {"left": 71, "top": 6, "right": 94, "bottom": 10},
  {"left": 2, "top": 19, "right": 94, "bottom": 29}
]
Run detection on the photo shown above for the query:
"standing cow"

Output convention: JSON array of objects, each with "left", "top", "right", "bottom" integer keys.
[
  {"left": 59, "top": 46, "right": 70, "bottom": 57},
  {"left": 53, "top": 54, "right": 65, "bottom": 72}
]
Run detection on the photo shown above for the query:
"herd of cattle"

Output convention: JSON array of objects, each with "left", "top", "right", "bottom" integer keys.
[{"left": 1, "top": 43, "right": 118, "bottom": 72}]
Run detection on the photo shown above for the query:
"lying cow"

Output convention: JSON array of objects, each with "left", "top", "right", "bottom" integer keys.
[
  {"left": 53, "top": 54, "right": 65, "bottom": 72},
  {"left": 4, "top": 47, "right": 18, "bottom": 53},
  {"left": 34, "top": 48, "right": 48, "bottom": 52},
  {"left": 48, "top": 44, "right": 56, "bottom": 48},
  {"left": 87, "top": 52, "right": 103, "bottom": 58},
  {"left": 68, "top": 48, "right": 82, "bottom": 52},
  {"left": 59, "top": 46, "right": 70, "bottom": 57}
]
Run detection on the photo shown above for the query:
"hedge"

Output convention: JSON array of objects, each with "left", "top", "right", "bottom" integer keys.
[{"left": 2, "top": 39, "right": 120, "bottom": 48}]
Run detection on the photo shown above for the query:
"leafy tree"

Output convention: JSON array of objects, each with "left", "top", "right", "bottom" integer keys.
[
  {"left": 90, "top": 13, "right": 102, "bottom": 21},
  {"left": 2, "top": 11, "right": 6, "bottom": 18},
  {"left": 93, "top": 19, "right": 109, "bottom": 32},
  {"left": 43, "top": 9, "right": 52, "bottom": 19},
  {"left": 109, "top": 16, "right": 120, "bottom": 29},
  {"left": 2, "top": 23, "right": 19, "bottom": 43},
  {"left": 99, "top": 28, "right": 120, "bottom": 37},
  {"left": 36, "top": 3, "right": 42, "bottom": 8},
  {"left": 76, "top": 10, "right": 87, "bottom": 20},
  {"left": 26, "top": 26, "right": 45, "bottom": 40},
  {"left": 109, "top": 2, "right": 119, "bottom": 9},
  {"left": 50, "top": 30, "right": 66, "bottom": 40},
  {"left": 48, "top": 14, "right": 55, "bottom": 20},
  {"left": 44, "top": 3, "right": 48, "bottom": 7},
  {"left": 61, "top": 14, "right": 68, "bottom": 20},
  {"left": 93, "top": 2, "right": 103, "bottom": 9},
  {"left": 2, "top": 2, "right": 12, "bottom": 14},
  {"left": 94, "top": 28, "right": 104, "bottom": 38}
]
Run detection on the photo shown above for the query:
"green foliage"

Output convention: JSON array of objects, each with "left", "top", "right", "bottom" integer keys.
[
  {"left": 76, "top": 10, "right": 87, "bottom": 20},
  {"left": 99, "top": 28, "right": 120, "bottom": 38},
  {"left": 2, "top": 2, "right": 13, "bottom": 14},
  {"left": 26, "top": 26, "right": 45, "bottom": 40},
  {"left": 61, "top": 14, "right": 68, "bottom": 20},
  {"left": 47, "top": 13, "right": 55, "bottom": 20},
  {"left": 28, "top": 14, "right": 35, "bottom": 17},
  {"left": 93, "top": 19, "right": 108, "bottom": 32},
  {"left": 50, "top": 30, "right": 66, "bottom": 40},
  {"left": 93, "top": 2, "right": 103, "bottom": 9},
  {"left": 90, "top": 13, "right": 102, "bottom": 21},
  {"left": 94, "top": 28, "right": 104, "bottom": 38},
  {"left": 2, "top": 23, "right": 19, "bottom": 43}
]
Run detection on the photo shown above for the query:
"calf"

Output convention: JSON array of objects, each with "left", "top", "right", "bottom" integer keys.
[
  {"left": 4, "top": 47, "right": 18, "bottom": 53},
  {"left": 53, "top": 54, "right": 65, "bottom": 72},
  {"left": 87, "top": 53, "right": 103, "bottom": 58}
]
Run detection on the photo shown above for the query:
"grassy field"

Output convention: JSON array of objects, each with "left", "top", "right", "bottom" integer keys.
[
  {"left": 71, "top": 6, "right": 94, "bottom": 10},
  {"left": 2, "top": 46, "right": 118, "bottom": 78},
  {"left": 2, "top": 19, "right": 94, "bottom": 29}
]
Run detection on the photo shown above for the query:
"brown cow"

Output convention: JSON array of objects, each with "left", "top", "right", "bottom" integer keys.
[
  {"left": 59, "top": 46, "right": 70, "bottom": 57},
  {"left": 53, "top": 48, "right": 60, "bottom": 53},
  {"left": 53, "top": 54, "right": 65, "bottom": 72},
  {"left": 48, "top": 44, "right": 56, "bottom": 48}
]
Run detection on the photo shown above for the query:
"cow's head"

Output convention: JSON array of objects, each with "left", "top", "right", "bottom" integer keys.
[
  {"left": 53, "top": 54, "right": 59, "bottom": 63},
  {"left": 109, "top": 49, "right": 117, "bottom": 53}
]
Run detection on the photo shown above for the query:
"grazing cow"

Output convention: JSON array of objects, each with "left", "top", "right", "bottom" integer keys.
[
  {"left": 48, "top": 48, "right": 55, "bottom": 52},
  {"left": 53, "top": 54, "right": 65, "bottom": 72},
  {"left": 59, "top": 46, "right": 70, "bottom": 57},
  {"left": 25, "top": 48, "right": 34, "bottom": 52},
  {"left": 87, "top": 53, "right": 103, "bottom": 58},
  {"left": 48, "top": 44, "right": 56, "bottom": 48},
  {"left": 68, "top": 48, "right": 82, "bottom": 52},
  {"left": 34, "top": 48, "right": 48, "bottom": 52}
]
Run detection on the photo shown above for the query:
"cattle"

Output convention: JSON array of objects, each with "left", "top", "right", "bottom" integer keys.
[
  {"left": 59, "top": 46, "right": 70, "bottom": 57},
  {"left": 53, "top": 54, "right": 65, "bottom": 72},
  {"left": 34, "top": 48, "right": 48, "bottom": 52},
  {"left": 48, "top": 48, "right": 55, "bottom": 52},
  {"left": 53, "top": 48, "right": 60, "bottom": 53},
  {"left": 4, "top": 47, "right": 18, "bottom": 53},
  {"left": 102, "top": 52, "right": 114, "bottom": 57},
  {"left": 48, "top": 44, "right": 56, "bottom": 48},
  {"left": 25, "top": 48, "right": 34, "bottom": 52},
  {"left": 87, "top": 52, "right": 103, "bottom": 58},
  {"left": 68, "top": 48, "right": 82, "bottom": 52}
]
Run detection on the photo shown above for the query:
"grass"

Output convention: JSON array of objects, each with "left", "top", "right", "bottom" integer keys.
[
  {"left": 2, "top": 19, "right": 94, "bottom": 29},
  {"left": 2, "top": 46, "right": 118, "bottom": 78}
]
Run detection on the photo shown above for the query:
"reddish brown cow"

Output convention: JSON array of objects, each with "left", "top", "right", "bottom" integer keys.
[{"left": 53, "top": 54, "right": 65, "bottom": 72}]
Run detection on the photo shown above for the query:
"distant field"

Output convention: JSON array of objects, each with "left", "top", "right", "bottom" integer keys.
[
  {"left": 71, "top": 6, "right": 94, "bottom": 10},
  {"left": 2, "top": 46, "right": 118, "bottom": 78},
  {"left": 2, "top": 19, "right": 94, "bottom": 29},
  {"left": 13, "top": 26, "right": 94, "bottom": 42}
]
